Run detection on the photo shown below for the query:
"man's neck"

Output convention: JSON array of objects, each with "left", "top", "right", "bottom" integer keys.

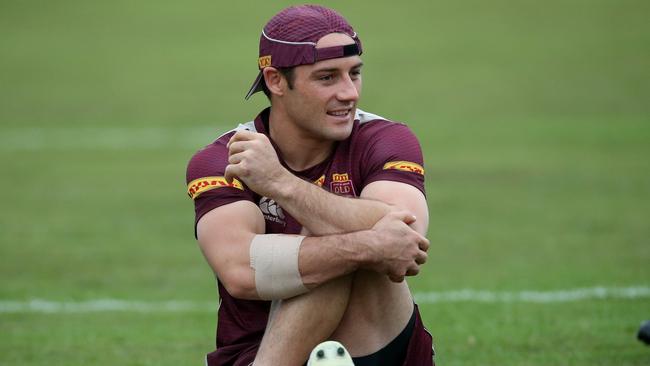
[{"left": 268, "top": 107, "right": 335, "bottom": 172}]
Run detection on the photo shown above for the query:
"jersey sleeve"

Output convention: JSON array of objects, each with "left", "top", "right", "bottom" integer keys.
[
  {"left": 357, "top": 121, "right": 426, "bottom": 196},
  {"left": 186, "top": 140, "right": 255, "bottom": 231}
]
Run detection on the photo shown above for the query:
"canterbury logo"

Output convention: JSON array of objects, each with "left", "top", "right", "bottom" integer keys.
[
  {"left": 258, "top": 55, "right": 272, "bottom": 68},
  {"left": 259, "top": 197, "right": 285, "bottom": 224},
  {"left": 383, "top": 161, "right": 425, "bottom": 175},
  {"left": 187, "top": 176, "right": 243, "bottom": 199}
]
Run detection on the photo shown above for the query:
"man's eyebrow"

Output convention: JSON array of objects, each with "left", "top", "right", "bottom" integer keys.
[{"left": 312, "top": 62, "right": 364, "bottom": 74}]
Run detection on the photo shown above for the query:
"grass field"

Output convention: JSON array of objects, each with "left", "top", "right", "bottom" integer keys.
[{"left": 1, "top": 0, "right": 649, "bottom": 365}]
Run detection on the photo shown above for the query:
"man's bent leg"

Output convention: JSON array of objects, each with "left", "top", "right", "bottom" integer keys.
[
  {"left": 253, "top": 275, "right": 353, "bottom": 366},
  {"left": 330, "top": 270, "right": 415, "bottom": 357},
  {"left": 253, "top": 271, "right": 421, "bottom": 366}
]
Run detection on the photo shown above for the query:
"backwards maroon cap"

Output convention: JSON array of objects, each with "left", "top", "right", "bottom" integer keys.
[{"left": 245, "top": 5, "right": 363, "bottom": 100}]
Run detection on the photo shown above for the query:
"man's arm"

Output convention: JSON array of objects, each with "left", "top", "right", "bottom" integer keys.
[
  {"left": 271, "top": 175, "right": 395, "bottom": 235},
  {"left": 197, "top": 200, "right": 428, "bottom": 300},
  {"left": 225, "top": 131, "right": 417, "bottom": 235},
  {"left": 360, "top": 180, "right": 429, "bottom": 235},
  {"left": 272, "top": 177, "right": 428, "bottom": 237}
]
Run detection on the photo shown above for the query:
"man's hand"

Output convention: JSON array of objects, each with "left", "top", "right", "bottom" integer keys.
[
  {"left": 362, "top": 211, "right": 429, "bottom": 282},
  {"left": 225, "top": 130, "right": 291, "bottom": 198}
]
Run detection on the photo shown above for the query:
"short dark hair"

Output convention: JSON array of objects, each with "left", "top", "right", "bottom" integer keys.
[{"left": 262, "top": 67, "right": 296, "bottom": 100}]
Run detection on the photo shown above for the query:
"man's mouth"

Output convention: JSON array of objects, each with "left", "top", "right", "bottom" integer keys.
[{"left": 327, "top": 108, "right": 352, "bottom": 118}]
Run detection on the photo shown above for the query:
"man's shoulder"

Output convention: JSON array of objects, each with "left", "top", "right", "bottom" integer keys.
[
  {"left": 186, "top": 120, "right": 258, "bottom": 184},
  {"left": 353, "top": 109, "right": 418, "bottom": 142}
]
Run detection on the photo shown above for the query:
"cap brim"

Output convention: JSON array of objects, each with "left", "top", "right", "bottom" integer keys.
[{"left": 244, "top": 71, "right": 264, "bottom": 100}]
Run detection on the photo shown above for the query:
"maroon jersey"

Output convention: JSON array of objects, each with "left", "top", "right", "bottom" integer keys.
[{"left": 186, "top": 107, "right": 426, "bottom": 365}]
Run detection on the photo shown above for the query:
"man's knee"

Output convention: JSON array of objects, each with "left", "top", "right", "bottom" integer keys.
[{"left": 267, "top": 274, "right": 354, "bottom": 326}]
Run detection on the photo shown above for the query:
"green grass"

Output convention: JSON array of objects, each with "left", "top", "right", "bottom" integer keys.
[
  {"left": 1, "top": 0, "right": 649, "bottom": 365},
  {"left": 425, "top": 300, "right": 649, "bottom": 365}
]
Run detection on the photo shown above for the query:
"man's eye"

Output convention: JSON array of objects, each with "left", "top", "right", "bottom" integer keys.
[
  {"left": 351, "top": 70, "right": 361, "bottom": 78},
  {"left": 319, "top": 75, "right": 333, "bottom": 81}
]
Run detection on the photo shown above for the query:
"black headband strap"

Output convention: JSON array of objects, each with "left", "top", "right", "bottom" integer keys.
[{"left": 314, "top": 43, "right": 362, "bottom": 62}]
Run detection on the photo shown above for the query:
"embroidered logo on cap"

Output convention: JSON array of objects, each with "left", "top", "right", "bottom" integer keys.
[{"left": 258, "top": 55, "right": 272, "bottom": 68}]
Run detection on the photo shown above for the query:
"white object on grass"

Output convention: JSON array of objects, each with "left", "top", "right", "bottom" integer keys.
[{"left": 307, "top": 340, "right": 354, "bottom": 366}]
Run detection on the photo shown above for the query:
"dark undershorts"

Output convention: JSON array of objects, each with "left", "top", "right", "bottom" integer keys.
[
  {"left": 351, "top": 306, "right": 416, "bottom": 365},
  {"left": 352, "top": 304, "right": 434, "bottom": 366},
  {"left": 206, "top": 304, "right": 435, "bottom": 366}
]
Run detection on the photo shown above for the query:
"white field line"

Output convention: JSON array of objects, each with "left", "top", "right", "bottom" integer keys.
[
  {"left": 413, "top": 285, "right": 650, "bottom": 304},
  {"left": 0, "top": 299, "right": 215, "bottom": 314},
  {"left": 0, "top": 126, "right": 230, "bottom": 151},
  {"left": 1, "top": 286, "right": 648, "bottom": 314}
]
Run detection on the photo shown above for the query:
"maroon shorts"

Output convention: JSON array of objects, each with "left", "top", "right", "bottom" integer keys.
[
  {"left": 206, "top": 304, "right": 435, "bottom": 366},
  {"left": 206, "top": 343, "right": 257, "bottom": 366},
  {"left": 401, "top": 304, "right": 435, "bottom": 366}
]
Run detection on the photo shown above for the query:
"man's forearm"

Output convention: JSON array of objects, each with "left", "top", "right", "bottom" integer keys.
[
  {"left": 298, "top": 209, "right": 427, "bottom": 290},
  {"left": 272, "top": 174, "right": 393, "bottom": 235},
  {"left": 225, "top": 131, "right": 398, "bottom": 235},
  {"left": 298, "top": 229, "right": 373, "bottom": 289},
  {"left": 198, "top": 201, "right": 427, "bottom": 300}
]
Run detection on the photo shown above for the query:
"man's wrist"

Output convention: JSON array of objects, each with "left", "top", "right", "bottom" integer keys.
[
  {"left": 344, "top": 229, "right": 377, "bottom": 270},
  {"left": 276, "top": 170, "right": 311, "bottom": 202},
  {"left": 268, "top": 167, "right": 296, "bottom": 199}
]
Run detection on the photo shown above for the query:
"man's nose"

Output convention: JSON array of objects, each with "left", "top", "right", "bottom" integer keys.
[{"left": 336, "top": 75, "right": 359, "bottom": 102}]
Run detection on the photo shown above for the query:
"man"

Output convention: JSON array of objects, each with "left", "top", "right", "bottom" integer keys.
[{"left": 186, "top": 5, "right": 434, "bottom": 366}]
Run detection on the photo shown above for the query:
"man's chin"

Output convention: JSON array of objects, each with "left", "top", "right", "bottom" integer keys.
[{"left": 327, "top": 125, "right": 354, "bottom": 141}]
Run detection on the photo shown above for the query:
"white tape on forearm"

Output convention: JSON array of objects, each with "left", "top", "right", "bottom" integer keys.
[{"left": 249, "top": 234, "right": 308, "bottom": 300}]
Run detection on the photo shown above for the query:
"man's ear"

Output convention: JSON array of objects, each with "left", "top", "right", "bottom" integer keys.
[{"left": 263, "top": 67, "right": 286, "bottom": 97}]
